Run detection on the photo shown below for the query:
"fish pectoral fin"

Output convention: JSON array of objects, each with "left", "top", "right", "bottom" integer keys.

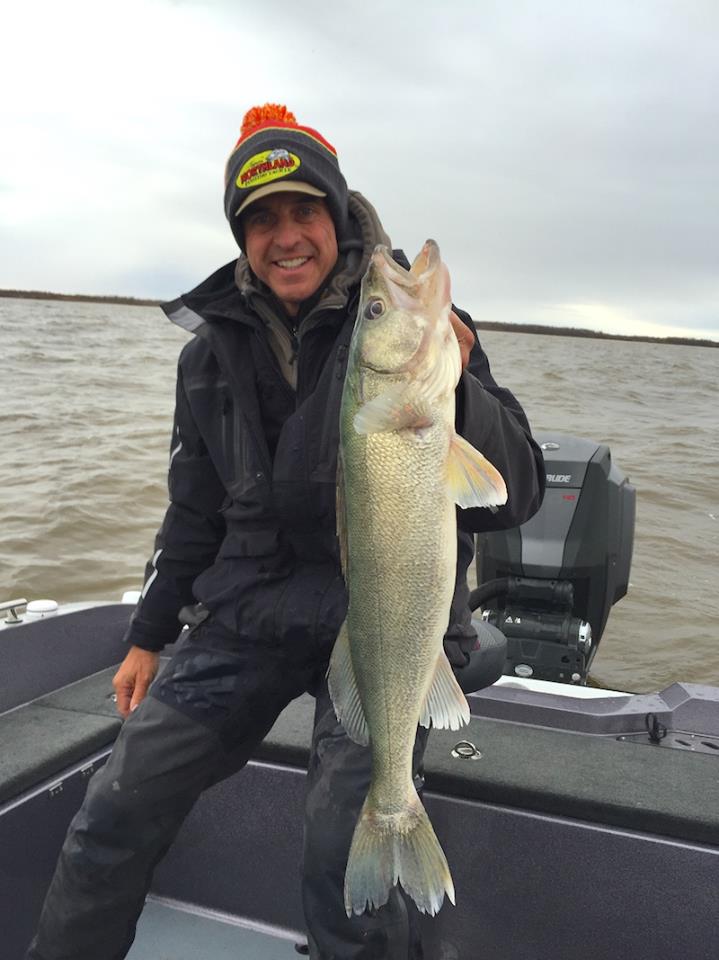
[
  {"left": 447, "top": 433, "right": 508, "bottom": 509},
  {"left": 419, "top": 651, "right": 471, "bottom": 731},
  {"left": 353, "top": 384, "right": 432, "bottom": 434},
  {"left": 327, "top": 622, "right": 369, "bottom": 745}
]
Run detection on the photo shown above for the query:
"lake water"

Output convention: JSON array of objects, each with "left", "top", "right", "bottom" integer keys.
[{"left": 1, "top": 297, "right": 717, "bottom": 692}]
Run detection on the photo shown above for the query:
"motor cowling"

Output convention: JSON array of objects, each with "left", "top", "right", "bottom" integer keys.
[{"left": 473, "top": 432, "right": 636, "bottom": 684}]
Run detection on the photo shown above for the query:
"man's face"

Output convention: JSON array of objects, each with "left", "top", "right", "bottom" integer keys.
[{"left": 241, "top": 193, "right": 339, "bottom": 317}]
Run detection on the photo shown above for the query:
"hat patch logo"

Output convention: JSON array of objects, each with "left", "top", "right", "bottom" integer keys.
[{"left": 237, "top": 148, "right": 300, "bottom": 190}]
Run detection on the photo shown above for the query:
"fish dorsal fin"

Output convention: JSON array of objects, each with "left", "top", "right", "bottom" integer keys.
[
  {"left": 327, "top": 621, "right": 370, "bottom": 745},
  {"left": 447, "top": 433, "right": 508, "bottom": 509},
  {"left": 353, "top": 383, "right": 433, "bottom": 434},
  {"left": 419, "top": 651, "right": 470, "bottom": 731}
]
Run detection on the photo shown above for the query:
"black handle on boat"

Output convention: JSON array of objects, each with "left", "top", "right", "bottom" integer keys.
[
  {"left": 468, "top": 578, "right": 510, "bottom": 611},
  {"left": 469, "top": 577, "right": 574, "bottom": 612}
]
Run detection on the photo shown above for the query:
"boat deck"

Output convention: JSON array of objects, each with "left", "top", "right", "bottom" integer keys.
[{"left": 127, "top": 897, "right": 306, "bottom": 960}]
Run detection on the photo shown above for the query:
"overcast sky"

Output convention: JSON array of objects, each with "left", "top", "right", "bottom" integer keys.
[{"left": 2, "top": 0, "right": 718, "bottom": 340}]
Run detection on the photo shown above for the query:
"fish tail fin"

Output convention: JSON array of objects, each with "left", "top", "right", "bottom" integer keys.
[{"left": 344, "top": 793, "right": 455, "bottom": 918}]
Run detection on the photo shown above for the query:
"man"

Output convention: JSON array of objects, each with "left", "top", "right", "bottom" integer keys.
[{"left": 26, "top": 104, "right": 544, "bottom": 960}]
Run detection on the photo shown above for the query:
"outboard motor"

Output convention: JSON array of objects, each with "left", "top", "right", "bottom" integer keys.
[{"left": 472, "top": 432, "right": 636, "bottom": 684}]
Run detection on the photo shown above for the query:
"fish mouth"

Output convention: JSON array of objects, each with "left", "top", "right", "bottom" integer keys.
[
  {"left": 372, "top": 245, "right": 415, "bottom": 287},
  {"left": 371, "top": 240, "right": 440, "bottom": 288},
  {"left": 360, "top": 358, "right": 400, "bottom": 374}
]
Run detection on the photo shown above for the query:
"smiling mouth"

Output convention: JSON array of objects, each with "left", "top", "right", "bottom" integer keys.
[{"left": 274, "top": 256, "right": 311, "bottom": 270}]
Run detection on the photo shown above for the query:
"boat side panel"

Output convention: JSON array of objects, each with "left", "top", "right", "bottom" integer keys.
[
  {"left": 0, "top": 605, "right": 132, "bottom": 712},
  {"left": 150, "top": 761, "right": 307, "bottom": 936},
  {"left": 0, "top": 751, "right": 111, "bottom": 960},
  {"left": 140, "top": 759, "right": 719, "bottom": 960},
  {"left": 4, "top": 750, "right": 718, "bottom": 960},
  {"left": 422, "top": 791, "right": 719, "bottom": 960}
]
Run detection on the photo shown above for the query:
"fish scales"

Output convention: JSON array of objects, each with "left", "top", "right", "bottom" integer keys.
[
  {"left": 347, "top": 425, "right": 455, "bottom": 792},
  {"left": 347, "top": 421, "right": 455, "bottom": 717}
]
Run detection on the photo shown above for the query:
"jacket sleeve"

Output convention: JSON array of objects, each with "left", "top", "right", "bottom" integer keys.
[
  {"left": 453, "top": 306, "right": 545, "bottom": 533},
  {"left": 123, "top": 358, "right": 227, "bottom": 651}
]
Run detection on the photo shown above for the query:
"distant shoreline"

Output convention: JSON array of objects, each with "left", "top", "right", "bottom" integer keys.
[
  {"left": 474, "top": 321, "right": 718, "bottom": 349},
  {"left": 0, "top": 289, "right": 162, "bottom": 307},
  {"left": 2, "top": 288, "right": 717, "bottom": 349}
]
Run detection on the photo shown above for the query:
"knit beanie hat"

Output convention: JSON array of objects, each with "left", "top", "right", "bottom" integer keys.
[{"left": 224, "top": 104, "right": 349, "bottom": 249}]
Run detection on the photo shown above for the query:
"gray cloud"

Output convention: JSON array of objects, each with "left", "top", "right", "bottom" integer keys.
[{"left": 2, "top": 0, "right": 717, "bottom": 339}]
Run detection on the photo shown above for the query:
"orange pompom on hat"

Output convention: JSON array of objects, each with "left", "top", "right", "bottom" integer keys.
[{"left": 224, "top": 103, "right": 348, "bottom": 249}]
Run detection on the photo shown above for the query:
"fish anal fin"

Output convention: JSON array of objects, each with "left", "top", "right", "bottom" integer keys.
[
  {"left": 419, "top": 651, "right": 470, "bottom": 731},
  {"left": 327, "top": 622, "right": 369, "bottom": 745},
  {"left": 447, "top": 433, "right": 508, "bottom": 509}
]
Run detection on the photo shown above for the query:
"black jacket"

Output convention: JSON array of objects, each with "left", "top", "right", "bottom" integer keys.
[{"left": 124, "top": 257, "right": 544, "bottom": 658}]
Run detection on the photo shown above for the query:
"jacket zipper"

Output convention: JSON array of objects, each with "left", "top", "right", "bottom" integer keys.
[{"left": 291, "top": 323, "right": 302, "bottom": 403}]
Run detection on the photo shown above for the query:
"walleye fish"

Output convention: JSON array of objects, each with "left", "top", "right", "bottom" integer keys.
[{"left": 329, "top": 240, "right": 508, "bottom": 918}]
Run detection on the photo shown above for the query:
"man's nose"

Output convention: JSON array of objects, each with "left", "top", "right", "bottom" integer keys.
[{"left": 272, "top": 215, "right": 302, "bottom": 248}]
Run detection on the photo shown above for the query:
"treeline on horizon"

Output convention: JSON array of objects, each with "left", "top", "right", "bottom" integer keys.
[
  {"left": 0, "top": 289, "right": 162, "bottom": 307},
  {"left": 475, "top": 320, "right": 718, "bottom": 349},
  {"left": 1, "top": 288, "right": 717, "bottom": 349}
]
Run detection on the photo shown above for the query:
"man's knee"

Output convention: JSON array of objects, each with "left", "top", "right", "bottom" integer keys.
[{"left": 71, "top": 696, "right": 221, "bottom": 843}]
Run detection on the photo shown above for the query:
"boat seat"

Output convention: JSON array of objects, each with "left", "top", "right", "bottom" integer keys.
[
  {"left": 0, "top": 667, "right": 122, "bottom": 806},
  {"left": 0, "top": 701, "right": 120, "bottom": 806},
  {"left": 0, "top": 605, "right": 136, "bottom": 807},
  {"left": 0, "top": 606, "right": 175, "bottom": 807}
]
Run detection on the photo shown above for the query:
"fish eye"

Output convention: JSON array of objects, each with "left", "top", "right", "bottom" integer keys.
[{"left": 364, "top": 298, "right": 385, "bottom": 320}]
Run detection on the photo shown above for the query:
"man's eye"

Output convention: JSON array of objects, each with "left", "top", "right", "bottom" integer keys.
[{"left": 245, "top": 210, "right": 271, "bottom": 229}]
